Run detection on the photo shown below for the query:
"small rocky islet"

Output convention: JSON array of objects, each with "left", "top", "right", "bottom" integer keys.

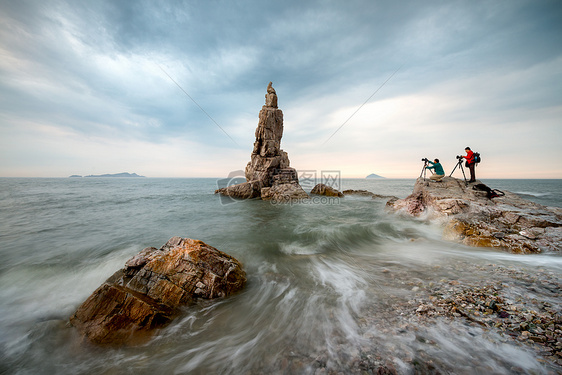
[
  {"left": 387, "top": 176, "right": 561, "bottom": 254},
  {"left": 214, "top": 82, "right": 307, "bottom": 202}
]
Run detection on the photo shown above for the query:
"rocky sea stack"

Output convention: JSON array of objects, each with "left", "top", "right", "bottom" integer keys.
[
  {"left": 387, "top": 177, "right": 562, "bottom": 253},
  {"left": 215, "top": 82, "right": 307, "bottom": 202},
  {"left": 70, "top": 237, "right": 246, "bottom": 345}
]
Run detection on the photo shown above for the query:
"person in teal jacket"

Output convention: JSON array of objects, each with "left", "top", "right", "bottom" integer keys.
[{"left": 426, "top": 159, "right": 445, "bottom": 181}]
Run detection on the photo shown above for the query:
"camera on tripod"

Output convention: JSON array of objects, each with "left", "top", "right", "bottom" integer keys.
[
  {"left": 450, "top": 155, "right": 468, "bottom": 184},
  {"left": 421, "top": 158, "right": 429, "bottom": 162}
]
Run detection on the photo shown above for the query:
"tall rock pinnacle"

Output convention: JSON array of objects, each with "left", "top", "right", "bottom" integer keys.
[
  {"left": 245, "top": 82, "right": 290, "bottom": 185},
  {"left": 216, "top": 82, "right": 307, "bottom": 202}
]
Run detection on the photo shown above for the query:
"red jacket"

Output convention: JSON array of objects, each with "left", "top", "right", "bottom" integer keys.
[{"left": 463, "top": 150, "right": 474, "bottom": 164}]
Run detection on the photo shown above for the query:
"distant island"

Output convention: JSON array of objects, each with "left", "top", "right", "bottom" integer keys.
[
  {"left": 70, "top": 172, "right": 145, "bottom": 178},
  {"left": 366, "top": 173, "right": 385, "bottom": 179}
]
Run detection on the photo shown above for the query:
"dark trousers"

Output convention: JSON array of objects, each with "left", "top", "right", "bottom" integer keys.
[{"left": 467, "top": 162, "right": 476, "bottom": 182}]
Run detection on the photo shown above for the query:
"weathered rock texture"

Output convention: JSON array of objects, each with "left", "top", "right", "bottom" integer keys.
[
  {"left": 311, "top": 183, "right": 344, "bottom": 197},
  {"left": 261, "top": 168, "right": 308, "bottom": 202},
  {"left": 215, "top": 82, "right": 307, "bottom": 201},
  {"left": 387, "top": 177, "right": 562, "bottom": 253},
  {"left": 70, "top": 237, "right": 246, "bottom": 345}
]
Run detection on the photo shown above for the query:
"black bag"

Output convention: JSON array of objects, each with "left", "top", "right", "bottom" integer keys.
[
  {"left": 474, "top": 152, "right": 481, "bottom": 164},
  {"left": 472, "top": 183, "right": 504, "bottom": 199}
]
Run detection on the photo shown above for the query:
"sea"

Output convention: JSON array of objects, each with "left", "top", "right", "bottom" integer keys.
[{"left": 0, "top": 178, "right": 561, "bottom": 374}]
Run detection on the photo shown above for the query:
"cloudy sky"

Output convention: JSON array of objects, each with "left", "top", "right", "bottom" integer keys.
[{"left": 1, "top": 0, "right": 561, "bottom": 178}]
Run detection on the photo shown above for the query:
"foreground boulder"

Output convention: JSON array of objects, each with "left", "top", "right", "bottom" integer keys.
[
  {"left": 215, "top": 82, "right": 307, "bottom": 201},
  {"left": 387, "top": 177, "right": 562, "bottom": 253},
  {"left": 70, "top": 237, "right": 246, "bottom": 345}
]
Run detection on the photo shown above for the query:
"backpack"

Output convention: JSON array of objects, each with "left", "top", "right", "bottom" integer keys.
[
  {"left": 472, "top": 183, "right": 504, "bottom": 199},
  {"left": 473, "top": 152, "right": 481, "bottom": 164}
]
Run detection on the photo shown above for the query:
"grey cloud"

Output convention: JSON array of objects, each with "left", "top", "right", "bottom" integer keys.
[{"left": 1, "top": 0, "right": 561, "bottom": 176}]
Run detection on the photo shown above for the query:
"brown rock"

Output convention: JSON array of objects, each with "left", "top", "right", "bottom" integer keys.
[
  {"left": 342, "top": 189, "right": 375, "bottom": 197},
  {"left": 310, "top": 183, "right": 343, "bottom": 197},
  {"left": 215, "top": 180, "right": 261, "bottom": 200},
  {"left": 388, "top": 177, "right": 562, "bottom": 253},
  {"left": 70, "top": 237, "right": 246, "bottom": 345},
  {"left": 262, "top": 182, "right": 308, "bottom": 202},
  {"left": 261, "top": 168, "right": 308, "bottom": 202},
  {"left": 265, "top": 81, "right": 278, "bottom": 108},
  {"left": 342, "top": 189, "right": 397, "bottom": 200}
]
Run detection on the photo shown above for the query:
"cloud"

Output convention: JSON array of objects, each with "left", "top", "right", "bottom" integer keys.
[
  {"left": 0, "top": 0, "right": 561, "bottom": 177},
  {"left": 282, "top": 54, "right": 562, "bottom": 178}
]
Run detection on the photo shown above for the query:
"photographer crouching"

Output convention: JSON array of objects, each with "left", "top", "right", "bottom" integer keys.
[{"left": 423, "top": 158, "right": 445, "bottom": 181}]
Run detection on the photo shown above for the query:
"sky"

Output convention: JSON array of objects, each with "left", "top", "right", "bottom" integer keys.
[{"left": 1, "top": 0, "right": 561, "bottom": 178}]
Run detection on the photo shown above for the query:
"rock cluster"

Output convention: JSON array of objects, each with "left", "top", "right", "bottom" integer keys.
[
  {"left": 375, "top": 262, "right": 562, "bottom": 370},
  {"left": 70, "top": 237, "right": 246, "bottom": 345},
  {"left": 413, "top": 270, "right": 562, "bottom": 367},
  {"left": 387, "top": 177, "right": 562, "bottom": 253},
  {"left": 215, "top": 82, "right": 307, "bottom": 202},
  {"left": 256, "top": 260, "right": 561, "bottom": 373}
]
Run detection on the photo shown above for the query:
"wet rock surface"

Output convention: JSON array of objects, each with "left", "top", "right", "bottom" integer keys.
[
  {"left": 250, "top": 262, "right": 562, "bottom": 374},
  {"left": 70, "top": 237, "right": 246, "bottom": 345},
  {"left": 261, "top": 168, "right": 309, "bottom": 202},
  {"left": 387, "top": 177, "right": 562, "bottom": 253},
  {"left": 375, "top": 263, "right": 562, "bottom": 372},
  {"left": 342, "top": 189, "right": 398, "bottom": 200},
  {"left": 215, "top": 82, "right": 307, "bottom": 201},
  {"left": 311, "top": 183, "right": 344, "bottom": 197}
]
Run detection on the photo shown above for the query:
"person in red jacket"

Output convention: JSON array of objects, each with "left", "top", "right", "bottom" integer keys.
[{"left": 463, "top": 147, "right": 476, "bottom": 183}]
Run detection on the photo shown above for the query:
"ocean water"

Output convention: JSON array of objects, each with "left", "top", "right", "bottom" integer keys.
[{"left": 0, "top": 178, "right": 560, "bottom": 374}]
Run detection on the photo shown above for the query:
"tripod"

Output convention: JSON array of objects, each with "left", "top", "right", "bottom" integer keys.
[
  {"left": 419, "top": 159, "right": 429, "bottom": 180},
  {"left": 449, "top": 157, "right": 467, "bottom": 184}
]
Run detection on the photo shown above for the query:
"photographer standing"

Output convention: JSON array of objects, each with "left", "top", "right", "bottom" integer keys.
[
  {"left": 425, "top": 159, "right": 445, "bottom": 181},
  {"left": 462, "top": 147, "right": 476, "bottom": 182}
]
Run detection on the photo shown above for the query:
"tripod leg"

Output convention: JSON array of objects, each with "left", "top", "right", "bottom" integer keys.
[
  {"left": 449, "top": 161, "right": 459, "bottom": 177},
  {"left": 420, "top": 162, "right": 428, "bottom": 179},
  {"left": 460, "top": 164, "right": 467, "bottom": 184}
]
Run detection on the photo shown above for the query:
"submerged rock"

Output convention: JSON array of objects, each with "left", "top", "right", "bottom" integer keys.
[
  {"left": 310, "top": 183, "right": 344, "bottom": 197},
  {"left": 342, "top": 189, "right": 398, "bottom": 200},
  {"left": 215, "top": 180, "right": 262, "bottom": 200},
  {"left": 215, "top": 82, "right": 307, "bottom": 201},
  {"left": 387, "top": 177, "right": 562, "bottom": 253},
  {"left": 70, "top": 237, "right": 246, "bottom": 345}
]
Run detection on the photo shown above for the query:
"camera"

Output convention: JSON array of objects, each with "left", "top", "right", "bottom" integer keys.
[
  {"left": 456, "top": 155, "right": 463, "bottom": 160},
  {"left": 421, "top": 158, "right": 429, "bottom": 162}
]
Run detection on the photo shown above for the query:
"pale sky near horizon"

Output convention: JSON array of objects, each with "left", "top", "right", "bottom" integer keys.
[{"left": 1, "top": 0, "right": 561, "bottom": 179}]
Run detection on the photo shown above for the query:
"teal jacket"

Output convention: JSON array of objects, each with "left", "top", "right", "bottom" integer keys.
[{"left": 426, "top": 161, "right": 444, "bottom": 175}]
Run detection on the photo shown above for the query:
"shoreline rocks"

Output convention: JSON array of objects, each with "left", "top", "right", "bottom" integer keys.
[
  {"left": 70, "top": 237, "right": 246, "bottom": 345},
  {"left": 387, "top": 177, "right": 561, "bottom": 253},
  {"left": 376, "top": 262, "right": 562, "bottom": 370},
  {"left": 215, "top": 82, "right": 307, "bottom": 202}
]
